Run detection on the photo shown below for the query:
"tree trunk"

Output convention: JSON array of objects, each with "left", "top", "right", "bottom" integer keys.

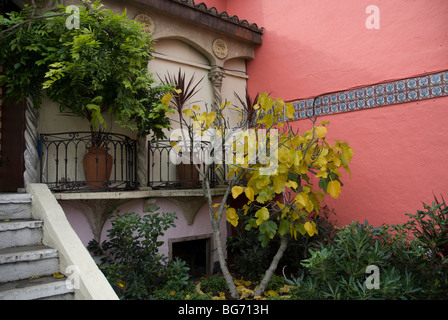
[
  {"left": 211, "top": 218, "right": 240, "bottom": 299},
  {"left": 254, "top": 235, "right": 289, "bottom": 297},
  {"left": 203, "top": 170, "right": 240, "bottom": 299}
]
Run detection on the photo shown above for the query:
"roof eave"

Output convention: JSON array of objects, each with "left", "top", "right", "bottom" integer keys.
[{"left": 133, "top": 0, "right": 263, "bottom": 44}]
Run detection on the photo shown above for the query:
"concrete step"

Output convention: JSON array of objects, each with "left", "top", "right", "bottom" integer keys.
[
  {"left": 0, "top": 245, "right": 59, "bottom": 283},
  {"left": 0, "top": 194, "right": 32, "bottom": 220},
  {"left": 0, "top": 219, "right": 43, "bottom": 249},
  {"left": 0, "top": 276, "right": 74, "bottom": 300}
]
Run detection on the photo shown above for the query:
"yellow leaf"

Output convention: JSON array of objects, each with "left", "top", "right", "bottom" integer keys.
[
  {"left": 255, "top": 207, "right": 270, "bottom": 225},
  {"left": 298, "top": 160, "right": 308, "bottom": 174},
  {"left": 285, "top": 103, "right": 296, "bottom": 120},
  {"left": 279, "top": 285, "right": 294, "bottom": 294},
  {"left": 220, "top": 101, "right": 231, "bottom": 110},
  {"left": 273, "top": 174, "right": 287, "bottom": 194},
  {"left": 296, "top": 192, "right": 309, "bottom": 208},
  {"left": 231, "top": 186, "right": 244, "bottom": 199},
  {"left": 196, "top": 283, "right": 205, "bottom": 295},
  {"left": 341, "top": 143, "right": 354, "bottom": 163},
  {"left": 226, "top": 208, "right": 239, "bottom": 227},
  {"left": 302, "top": 185, "right": 311, "bottom": 193},
  {"left": 53, "top": 272, "right": 64, "bottom": 279},
  {"left": 182, "top": 109, "right": 194, "bottom": 117},
  {"left": 327, "top": 180, "right": 341, "bottom": 199},
  {"left": 244, "top": 187, "right": 255, "bottom": 202},
  {"left": 278, "top": 147, "right": 292, "bottom": 165},
  {"left": 205, "top": 112, "right": 216, "bottom": 128},
  {"left": 314, "top": 126, "right": 328, "bottom": 139},
  {"left": 161, "top": 93, "right": 172, "bottom": 105},
  {"left": 304, "top": 221, "right": 317, "bottom": 237},
  {"left": 265, "top": 290, "right": 279, "bottom": 297},
  {"left": 261, "top": 114, "right": 274, "bottom": 128},
  {"left": 286, "top": 180, "right": 298, "bottom": 190},
  {"left": 192, "top": 105, "right": 201, "bottom": 111}
]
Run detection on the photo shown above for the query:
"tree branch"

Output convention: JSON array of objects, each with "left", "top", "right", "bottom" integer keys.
[
  {"left": 0, "top": 12, "right": 68, "bottom": 39},
  {"left": 254, "top": 235, "right": 289, "bottom": 297}
]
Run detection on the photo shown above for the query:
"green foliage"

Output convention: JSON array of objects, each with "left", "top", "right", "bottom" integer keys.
[
  {"left": 151, "top": 258, "right": 196, "bottom": 300},
  {"left": 0, "top": 1, "right": 173, "bottom": 138},
  {"left": 200, "top": 274, "right": 229, "bottom": 294},
  {"left": 264, "top": 274, "right": 285, "bottom": 292},
  {"left": 228, "top": 205, "right": 336, "bottom": 279},
  {"left": 286, "top": 212, "right": 448, "bottom": 300},
  {"left": 87, "top": 208, "right": 177, "bottom": 300},
  {"left": 401, "top": 195, "right": 448, "bottom": 263}
]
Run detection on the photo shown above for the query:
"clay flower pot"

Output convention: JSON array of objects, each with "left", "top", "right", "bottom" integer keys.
[{"left": 83, "top": 146, "right": 113, "bottom": 189}]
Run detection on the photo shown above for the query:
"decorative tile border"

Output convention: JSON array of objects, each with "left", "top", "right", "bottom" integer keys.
[{"left": 291, "top": 70, "right": 448, "bottom": 119}]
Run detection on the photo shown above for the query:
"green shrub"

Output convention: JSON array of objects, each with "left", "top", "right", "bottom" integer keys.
[
  {"left": 200, "top": 274, "right": 228, "bottom": 294},
  {"left": 286, "top": 211, "right": 448, "bottom": 300},
  {"left": 88, "top": 207, "right": 177, "bottom": 300}
]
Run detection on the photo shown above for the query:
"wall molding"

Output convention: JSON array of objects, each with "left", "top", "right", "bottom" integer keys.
[{"left": 291, "top": 70, "right": 448, "bottom": 119}]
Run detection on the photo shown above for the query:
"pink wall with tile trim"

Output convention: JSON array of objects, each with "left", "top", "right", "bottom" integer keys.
[
  {"left": 220, "top": 0, "right": 448, "bottom": 100},
  {"left": 204, "top": 0, "right": 448, "bottom": 225}
]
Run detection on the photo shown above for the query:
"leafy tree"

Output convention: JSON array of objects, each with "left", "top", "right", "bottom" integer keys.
[
  {"left": 0, "top": 1, "right": 173, "bottom": 138},
  {"left": 177, "top": 93, "right": 353, "bottom": 298}
]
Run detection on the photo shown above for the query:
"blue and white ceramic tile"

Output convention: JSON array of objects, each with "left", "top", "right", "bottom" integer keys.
[{"left": 292, "top": 70, "right": 448, "bottom": 120}]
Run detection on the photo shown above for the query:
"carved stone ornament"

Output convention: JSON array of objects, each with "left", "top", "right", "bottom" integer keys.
[
  {"left": 212, "top": 39, "right": 228, "bottom": 59},
  {"left": 135, "top": 14, "right": 155, "bottom": 34}
]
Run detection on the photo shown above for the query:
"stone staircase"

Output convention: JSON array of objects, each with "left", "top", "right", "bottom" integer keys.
[{"left": 0, "top": 193, "right": 74, "bottom": 300}]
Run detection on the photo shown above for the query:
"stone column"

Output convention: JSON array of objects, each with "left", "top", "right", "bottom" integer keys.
[{"left": 23, "top": 97, "right": 39, "bottom": 186}]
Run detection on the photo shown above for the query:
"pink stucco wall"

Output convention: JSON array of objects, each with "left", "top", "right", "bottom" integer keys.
[
  {"left": 61, "top": 199, "right": 227, "bottom": 261},
  {"left": 222, "top": 0, "right": 448, "bottom": 99},
  {"left": 204, "top": 0, "right": 448, "bottom": 226}
]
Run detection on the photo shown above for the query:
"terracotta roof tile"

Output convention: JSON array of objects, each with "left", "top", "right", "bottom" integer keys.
[{"left": 172, "top": 0, "right": 264, "bottom": 34}]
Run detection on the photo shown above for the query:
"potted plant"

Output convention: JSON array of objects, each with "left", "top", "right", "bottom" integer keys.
[
  {"left": 0, "top": 2, "right": 174, "bottom": 189},
  {"left": 160, "top": 68, "right": 204, "bottom": 188},
  {"left": 81, "top": 128, "right": 113, "bottom": 189}
]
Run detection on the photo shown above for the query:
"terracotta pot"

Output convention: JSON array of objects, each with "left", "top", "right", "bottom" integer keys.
[
  {"left": 177, "top": 163, "right": 200, "bottom": 188},
  {"left": 83, "top": 146, "right": 113, "bottom": 189}
]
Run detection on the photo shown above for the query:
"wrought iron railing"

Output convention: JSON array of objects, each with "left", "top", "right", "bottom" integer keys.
[
  {"left": 39, "top": 132, "right": 137, "bottom": 192},
  {"left": 147, "top": 140, "right": 228, "bottom": 190}
]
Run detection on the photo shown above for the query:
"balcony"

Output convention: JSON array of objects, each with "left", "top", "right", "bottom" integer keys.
[
  {"left": 147, "top": 139, "right": 228, "bottom": 190},
  {"left": 39, "top": 132, "right": 137, "bottom": 192}
]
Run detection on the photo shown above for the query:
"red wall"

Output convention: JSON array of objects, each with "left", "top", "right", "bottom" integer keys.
[{"left": 204, "top": 0, "right": 448, "bottom": 226}]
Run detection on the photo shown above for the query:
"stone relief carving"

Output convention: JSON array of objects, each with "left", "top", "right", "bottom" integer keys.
[
  {"left": 212, "top": 39, "right": 228, "bottom": 60},
  {"left": 135, "top": 14, "right": 155, "bottom": 34},
  {"left": 208, "top": 66, "right": 226, "bottom": 107}
]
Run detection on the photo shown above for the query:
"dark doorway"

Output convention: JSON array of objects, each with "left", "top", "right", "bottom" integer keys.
[
  {"left": 171, "top": 236, "right": 212, "bottom": 278},
  {"left": 0, "top": 99, "right": 26, "bottom": 192}
]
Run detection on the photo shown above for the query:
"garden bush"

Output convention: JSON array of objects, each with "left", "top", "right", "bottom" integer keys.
[
  {"left": 285, "top": 198, "right": 448, "bottom": 299},
  {"left": 88, "top": 207, "right": 178, "bottom": 300}
]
